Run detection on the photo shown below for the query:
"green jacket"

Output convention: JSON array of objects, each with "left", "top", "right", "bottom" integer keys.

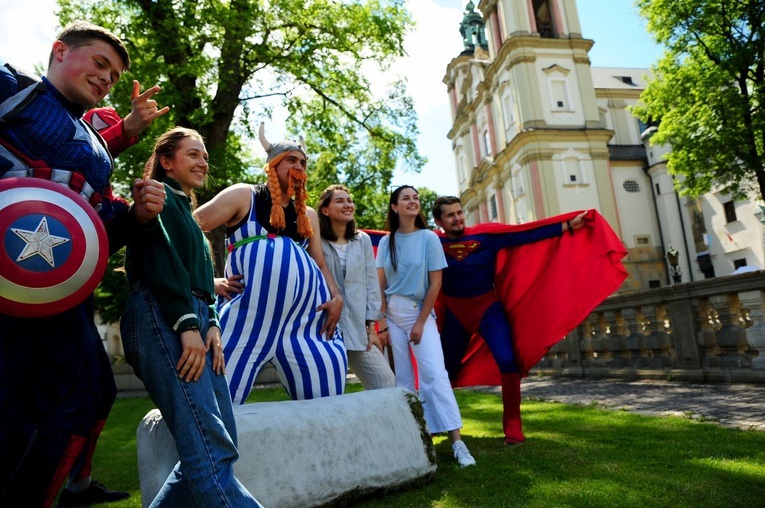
[{"left": 125, "top": 177, "right": 218, "bottom": 334}]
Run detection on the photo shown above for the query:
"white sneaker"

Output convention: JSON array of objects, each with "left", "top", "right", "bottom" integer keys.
[{"left": 452, "top": 440, "right": 476, "bottom": 467}]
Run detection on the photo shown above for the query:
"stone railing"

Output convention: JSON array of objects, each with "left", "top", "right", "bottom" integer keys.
[
  {"left": 534, "top": 271, "right": 765, "bottom": 384},
  {"left": 115, "top": 273, "right": 765, "bottom": 390}
]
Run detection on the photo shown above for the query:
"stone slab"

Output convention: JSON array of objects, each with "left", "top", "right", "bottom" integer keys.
[{"left": 137, "top": 387, "right": 435, "bottom": 507}]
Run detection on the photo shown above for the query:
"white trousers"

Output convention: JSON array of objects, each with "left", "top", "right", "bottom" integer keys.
[{"left": 385, "top": 294, "right": 462, "bottom": 433}]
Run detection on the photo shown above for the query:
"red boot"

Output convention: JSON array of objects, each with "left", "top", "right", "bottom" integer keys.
[{"left": 501, "top": 372, "right": 525, "bottom": 445}]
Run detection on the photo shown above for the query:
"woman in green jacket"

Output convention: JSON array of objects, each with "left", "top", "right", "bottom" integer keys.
[{"left": 120, "top": 127, "right": 261, "bottom": 507}]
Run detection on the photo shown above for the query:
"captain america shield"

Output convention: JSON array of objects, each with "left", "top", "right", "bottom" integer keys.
[{"left": 0, "top": 178, "right": 108, "bottom": 317}]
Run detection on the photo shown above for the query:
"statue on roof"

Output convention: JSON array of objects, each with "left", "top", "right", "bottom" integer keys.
[{"left": 459, "top": 1, "right": 489, "bottom": 56}]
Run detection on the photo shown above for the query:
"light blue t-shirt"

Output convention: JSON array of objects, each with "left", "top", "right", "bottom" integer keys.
[{"left": 375, "top": 229, "right": 447, "bottom": 305}]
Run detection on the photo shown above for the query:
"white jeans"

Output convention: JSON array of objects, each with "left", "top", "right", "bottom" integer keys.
[{"left": 385, "top": 294, "right": 462, "bottom": 433}]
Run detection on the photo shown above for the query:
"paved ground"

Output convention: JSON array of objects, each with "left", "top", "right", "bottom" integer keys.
[{"left": 471, "top": 377, "right": 765, "bottom": 432}]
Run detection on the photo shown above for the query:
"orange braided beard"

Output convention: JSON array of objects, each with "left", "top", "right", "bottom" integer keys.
[{"left": 288, "top": 169, "right": 313, "bottom": 238}]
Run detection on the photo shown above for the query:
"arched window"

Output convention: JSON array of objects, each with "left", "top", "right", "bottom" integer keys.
[{"left": 533, "top": 0, "right": 555, "bottom": 38}]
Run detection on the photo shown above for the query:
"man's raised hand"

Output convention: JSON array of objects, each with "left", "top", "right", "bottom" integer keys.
[{"left": 122, "top": 80, "right": 170, "bottom": 138}]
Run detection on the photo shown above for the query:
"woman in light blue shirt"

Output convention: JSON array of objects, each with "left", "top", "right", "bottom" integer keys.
[{"left": 376, "top": 185, "right": 476, "bottom": 467}]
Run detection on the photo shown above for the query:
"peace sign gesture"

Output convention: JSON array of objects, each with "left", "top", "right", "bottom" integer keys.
[{"left": 122, "top": 80, "right": 171, "bottom": 138}]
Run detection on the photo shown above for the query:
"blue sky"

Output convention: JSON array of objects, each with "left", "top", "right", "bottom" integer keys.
[{"left": 0, "top": 0, "right": 663, "bottom": 196}]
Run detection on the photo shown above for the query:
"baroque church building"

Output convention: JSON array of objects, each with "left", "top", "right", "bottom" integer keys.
[{"left": 443, "top": 0, "right": 765, "bottom": 292}]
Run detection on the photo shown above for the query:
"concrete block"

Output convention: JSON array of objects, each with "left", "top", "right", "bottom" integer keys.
[
  {"left": 112, "top": 364, "right": 145, "bottom": 392},
  {"left": 137, "top": 387, "right": 435, "bottom": 507}
]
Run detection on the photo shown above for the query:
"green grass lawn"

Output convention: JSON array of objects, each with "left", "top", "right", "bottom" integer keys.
[{"left": 86, "top": 384, "right": 765, "bottom": 508}]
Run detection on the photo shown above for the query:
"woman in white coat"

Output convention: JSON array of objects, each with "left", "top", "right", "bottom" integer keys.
[{"left": 317, "top": 184, "right": 396, "bottom": 390}]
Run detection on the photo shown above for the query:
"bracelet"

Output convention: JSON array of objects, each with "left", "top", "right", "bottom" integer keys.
[
  {"left": 566, "top": 220, "right": 574, "bottom": 236},
  {"left": 378, "top": 327, "right": 389, "bottom": 333}
]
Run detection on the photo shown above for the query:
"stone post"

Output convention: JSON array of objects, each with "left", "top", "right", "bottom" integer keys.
[
  {"left": 712, "top": 294, "right": 751, "bottom": 369},
  {"left": 740, "top": 290, "right": 765, "bottom": 369}
]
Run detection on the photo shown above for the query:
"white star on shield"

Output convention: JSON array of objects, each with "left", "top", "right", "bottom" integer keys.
[{"left": 11, "top": 216, "right": 71, "bottom": 267}]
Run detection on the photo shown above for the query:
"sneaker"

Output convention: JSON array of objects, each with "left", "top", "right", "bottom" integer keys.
[
  {"left": 452, "top": 440, "right": 476, "bottom": 467},
  {"left": 58, "top": 480, "right": 129, "bottom": 507}
]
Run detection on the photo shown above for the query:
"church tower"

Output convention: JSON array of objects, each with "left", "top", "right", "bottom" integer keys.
[{"left": 443, "top": 0, "right": 670, "bottom": 291}]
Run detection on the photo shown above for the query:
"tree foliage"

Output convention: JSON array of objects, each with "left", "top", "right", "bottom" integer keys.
[
  {"left": 632, "top": 0, "right": 765, "bottom": 200},
  {"left": 57, "top": 0, "right": 424, "bottom": 196},
  {"left": 95, "top": 249, "right": 129, "bottom": 325},
  {"left": 55, "top": 0, "right": 428, "bottom": 315}
]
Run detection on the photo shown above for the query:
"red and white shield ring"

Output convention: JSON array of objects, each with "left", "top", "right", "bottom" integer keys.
[{"left": 0, "top": 178, "right": 108, "bottom": 317}]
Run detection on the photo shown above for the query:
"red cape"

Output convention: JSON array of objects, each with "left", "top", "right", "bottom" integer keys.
[{"left": 435, "top": 210, "right": 627, "bottom": 386}]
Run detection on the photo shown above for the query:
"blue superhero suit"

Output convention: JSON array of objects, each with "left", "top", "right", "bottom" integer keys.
[
  {"left": 436, "top": 213, "right": 629, "bottom": 445},
  {"left": 437, "top": 223, "right": 561, "bottom": 444},
  {"left": 0, "top": 64, "right": 136, "bottom": 507},
  {"left": 438, "top": 223, "right": 562, "bottom": 377}
]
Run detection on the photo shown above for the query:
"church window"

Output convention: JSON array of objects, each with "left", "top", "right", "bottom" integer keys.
[
  {"left": 564, "top": 157, "right": 583, "bottom": 184},
  {"left": 532, "top": 0, "right": 555, "bottom": 38},
  {"left": 637, "top": 118, "right": 649, "bottom": 136},
  {"left": 550, "top": 80, "right": 569, "bottom": 111},
  {"left": 490, "top": 195, "right": 498, "bottom": 220},
  {"left": 697, "top": 252, "right": 716, "bottom": 279},
  {"left": 502, "top": 90, "right": 515, "bottom": 130},
  {"left": 482, "top": 129, "right": 491, "bottom": 157},
  {"left": 456, "top": 149, "right": 467, "bottom": 184},
  {"left": 623, "top": 180, "right": 640, "bottom": 193}
]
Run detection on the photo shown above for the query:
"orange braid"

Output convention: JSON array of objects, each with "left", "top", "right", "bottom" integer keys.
[
  {"left": 290, "top": 169, "right": 313, "bottom": 239},
  {"left": 265, "top": 159, "right": 286, "bottom": 230}
]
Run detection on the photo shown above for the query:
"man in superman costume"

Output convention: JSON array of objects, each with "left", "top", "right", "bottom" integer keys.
[
  {"left": 431, "top": 196, "right": 627, "bottom": 444},
  {"left": 0, "top": 21, "right": 166, "bottom": 507}
]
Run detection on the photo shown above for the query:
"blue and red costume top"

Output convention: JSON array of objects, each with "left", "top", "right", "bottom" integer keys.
[{"left": 0, "top": 64, "right": 137, "bottom": 253}]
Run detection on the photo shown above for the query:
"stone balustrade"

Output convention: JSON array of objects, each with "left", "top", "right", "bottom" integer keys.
[{"left": 535, "top": 271, "right": 765, "bottom": 383}]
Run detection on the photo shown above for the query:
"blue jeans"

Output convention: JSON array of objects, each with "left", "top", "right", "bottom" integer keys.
[{"left": 121, "top": 284, "right": 261, "bottom": 507}]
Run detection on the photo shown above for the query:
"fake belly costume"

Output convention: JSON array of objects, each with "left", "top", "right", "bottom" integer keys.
[{"left": 220, "top": 189, "right": 347, "bottom": 404}]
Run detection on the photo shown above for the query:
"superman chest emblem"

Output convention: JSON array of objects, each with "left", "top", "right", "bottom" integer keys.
[{"left": 444, "top": 240, "right": 480, "bottom": 261}]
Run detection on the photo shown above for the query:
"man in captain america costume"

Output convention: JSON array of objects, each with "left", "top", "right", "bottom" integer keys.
[
  {"left": 0, "top": 21, "right": 166, "bottom": 507},
  {"left": 54, "top": 87, "right": 168, "bottom": 508},
  {"left": 432, "top": 196, "right": 627, "bottom": 445}
]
